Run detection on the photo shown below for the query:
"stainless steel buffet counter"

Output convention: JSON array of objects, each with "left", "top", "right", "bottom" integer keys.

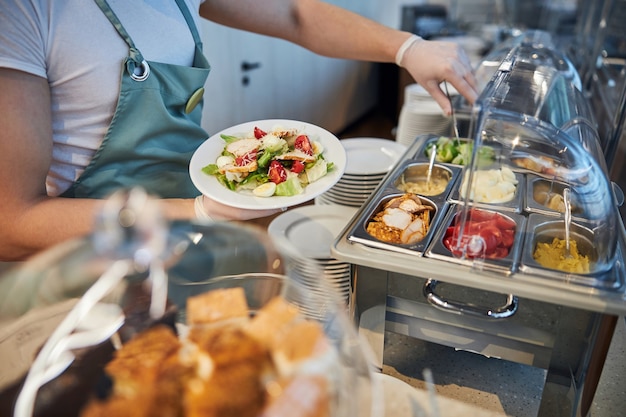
[
  {"left": 332, "top": 30, "right": 626, "bottom": 417},
  {"left": 332, "top": 134, "right": 626, "bottom": 417},
  {"left": 334, "top": 133, "right": 626, "bottom": 317}
]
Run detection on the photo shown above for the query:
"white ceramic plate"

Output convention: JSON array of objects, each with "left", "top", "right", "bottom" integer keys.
[
  {"left": 337, "top": 177, "right": 386, "bottom": 187},
  {"left": 324, "top": 187, "right": 373, "bottom": 199},
  {"left": 321, "top": 195, "right": 368, "bottom": 207},
  {"left": 190, "top": 119, "right": 347, "bottom": 210},
  {"left": 341, "top": 138, "right": 407, "bottom": 175},
  {"left": 268, "top": 205, "right": 357, "bottom": 259},
  {"left": 332, "top": 180, "right": 381, "bottom": 191},
  {"left": 315, "top": 194, "right": 363, "bottom": 208},
  {"left": 341, "top": 174, "right": 388, "bottom": 183},
  {"left": 322, "top": 190, "right": 370, "bottom": 205}
]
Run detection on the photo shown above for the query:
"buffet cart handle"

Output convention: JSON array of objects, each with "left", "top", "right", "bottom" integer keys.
[{"left": 423, "top": 279, "right": 518, "bottom": 319}]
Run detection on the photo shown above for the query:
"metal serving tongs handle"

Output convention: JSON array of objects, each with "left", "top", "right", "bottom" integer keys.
[
  {"left": 563, "top": 188, "right": 573, "bottom": 258},
  {"left": 444, "top": 82, "right": 460, "bottom": 141}
]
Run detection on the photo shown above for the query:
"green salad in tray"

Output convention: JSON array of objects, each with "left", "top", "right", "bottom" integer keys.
[
  {"left": 201, "top": 125, "right": 334, "bottom": 197},
  {"left": 425, "top": 136, "right": 495, "bottom": 166}
]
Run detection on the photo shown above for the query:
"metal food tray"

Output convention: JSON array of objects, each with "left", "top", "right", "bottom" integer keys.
[
  {"left": 508, "top": 148, "right": 563, "bottom": 176},
  {"left": 337, "top": 135, "right": 626, "bottom": 306},
  {"left": 524, "top": 174, "right": 586, "bottom": 218},
  {"left": 415, "top": 135, "right": 526, "bottom": 213},
  {"left": 346, "top": 158, "right": 461, "bottom": 257},
  {"left": 347, "top": 196, "right": 450, "bottom": 257},
  {"left": 412, "top": 135, "right": 504, "bottom": 167},
  {"left": 425, "top": 205, "right": 527, "bottom": 275},
  {"left": 447, "top": 170, "right": 526, "bottom": 213},
  {"left": 520, "top": 213, "right": 623, "bottom": 289}
]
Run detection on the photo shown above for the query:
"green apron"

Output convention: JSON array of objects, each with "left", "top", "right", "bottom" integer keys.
[{"left": 62, "top": 0, "right": 211, "bottom": 199}]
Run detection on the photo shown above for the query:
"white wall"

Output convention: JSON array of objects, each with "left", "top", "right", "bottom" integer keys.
[
  {"left": 198, "top": 0, "right": 382, "bottom": 135},
  {"left": 373, "top": 0, "right": 427, "bottom": 29}
]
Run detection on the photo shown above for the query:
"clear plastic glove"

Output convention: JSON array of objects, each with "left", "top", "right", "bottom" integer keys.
[
  {"left": 397, "top": 35, "right": 478, "bottom": 115},
  {"left": 194, "top": 195, "right": 284, "bottom": 221}
]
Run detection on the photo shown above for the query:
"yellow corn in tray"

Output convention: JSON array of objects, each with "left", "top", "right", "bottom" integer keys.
[{"left": 533, "top": 237, "right": 591, "bottom": 274}]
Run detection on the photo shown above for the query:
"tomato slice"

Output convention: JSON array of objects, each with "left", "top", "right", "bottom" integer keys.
[
  {"left": 478, "top": 226, "right": 502, "bottom": 254},
  {"left": 501, "top": 229, "right": 515, "bottom": 248},
  {"left": 294, "top": 134, "right": 313, "bottom": 156},
  {"left": 464, "top": 220, "right": 491, "bottom": 234},
  {"left": 254, "top": 127, "right": 267, "bottom": 139},
  {"left": 445, "top": 210, "right": 515, "bottom": 260},
  {"left": 291, "top": 160, "right": 305, "bottom": 174},
  {"left": 468, "top": 208, "right": 495, "bottom": 222},
  {"left": 444, "top": 234, "right": 483, "bottom": 258},
  {"left": 443, "top": 236, "right": 462, "bottom": 256},
  {"left": 268, "top": 160, "right": 287, "bottom": 184},
  {"left": 495, "top": 214, "right": 517, "bottom": 230},
  {"left": 235, "top": 150, "right": 257, "bottom": 167}
]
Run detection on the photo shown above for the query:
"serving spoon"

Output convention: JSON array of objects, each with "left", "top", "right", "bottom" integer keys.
[
  {"left": 563, "top": 188, "right": 573, "bottom": 258},
  {"left": 426, "top": 144, "right": 437, "bottom": 191}
]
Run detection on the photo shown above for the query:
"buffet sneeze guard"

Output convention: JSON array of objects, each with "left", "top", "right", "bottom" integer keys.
[{"left": 333, "top": 31, "right": 626, "bottom": 417}]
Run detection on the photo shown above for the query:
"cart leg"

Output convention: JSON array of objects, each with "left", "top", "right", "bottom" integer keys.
[
  {"left": 580, "top": 314, "right": 618, "bottom": 416},
  {"left": 537, "top": 311, "right": 608, "bottom": 417},
  {"left": 351, "top": 265, "right": 389, "bottom": 371}
]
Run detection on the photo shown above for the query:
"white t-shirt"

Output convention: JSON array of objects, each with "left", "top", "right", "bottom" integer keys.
[{"left": 0, "top": 0, "right": 204, "bottom": 196}]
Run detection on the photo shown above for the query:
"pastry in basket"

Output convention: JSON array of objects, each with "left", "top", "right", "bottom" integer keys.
[
  {"left": 80, "top": 325, "right": 190, "bottom": 417},
  {"left": 80, "top": 287, "right": 335, "bottom": 417}
]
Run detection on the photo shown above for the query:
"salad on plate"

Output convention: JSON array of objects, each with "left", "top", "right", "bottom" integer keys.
[{"left": 201, "top": 124, "right": 334, "bottom": 197}]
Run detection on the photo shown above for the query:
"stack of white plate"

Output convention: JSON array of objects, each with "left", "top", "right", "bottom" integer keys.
[
  {"left": 316, "top": 138, "right": 407, "bottom": 207},
  {"left": 268, "top": 205, "right": 358, "bottom": 308},
  {"left": 395, "top": 83, "right": 454, "bottom": 147}
]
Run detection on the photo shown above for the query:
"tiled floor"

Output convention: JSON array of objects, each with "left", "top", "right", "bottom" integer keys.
[{"left": 337, "top": 108, "right": 626, "bottom": 417}]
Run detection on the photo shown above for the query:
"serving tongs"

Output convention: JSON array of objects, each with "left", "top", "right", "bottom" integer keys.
[
  {"left": 427, "top": 82, "right": 453, "bottom": 189},
  {"left": 444, "top": 82, "right": 460, "bottom": 142},
  {"left": 543, "top": 160, "right": 563, "bottom": 209},
  {"left": 425, "top": 81, "right": 449, "bottom": 189}
]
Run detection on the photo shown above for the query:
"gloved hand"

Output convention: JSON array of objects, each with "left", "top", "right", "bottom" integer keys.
[
  {"left": 397, "top": 35, "right": 478, "bottom": 115},
  {"left": 194, "top": 195, "right": 284, "bottom": 221}
]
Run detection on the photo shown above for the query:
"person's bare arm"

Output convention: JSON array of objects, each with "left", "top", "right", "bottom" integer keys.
[
  {"left": 0, "top": 68, "right": 89, "bottom": 260},
  {"left": 0, "top": 69, "right": 197, "bottom": 261},
  {"left": 199, "top": 0, "right": 477, "bottom": 113},
  {"left": 200, "top": 0, "right": 404, "bottom": 62}
]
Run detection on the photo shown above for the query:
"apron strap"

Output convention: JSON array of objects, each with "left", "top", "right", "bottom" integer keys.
[
  {"left": 174, "top": 0, "right": 204, "bottom": 51},
  {"left": 93, "top": 0, "right": 145, "bottom": 66},
  {"left": 94, "top": 0, "right": 203, "bottom": 73}
]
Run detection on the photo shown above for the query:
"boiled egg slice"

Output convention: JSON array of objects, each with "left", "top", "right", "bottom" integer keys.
[{"left": 253, "top": 182, "right": 277, "bottom": 197}]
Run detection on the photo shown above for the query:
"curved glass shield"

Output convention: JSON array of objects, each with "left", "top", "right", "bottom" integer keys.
[
  {"left": 451, "top": 36, "right": 620, "bottom": 286},
  {"left": 0, "top": 193, "right": 379, "bottom": 417}
]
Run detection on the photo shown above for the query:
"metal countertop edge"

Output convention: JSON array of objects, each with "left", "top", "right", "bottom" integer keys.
[{"left": 331, "top": 225, "right": 626, "bottom": 316}]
